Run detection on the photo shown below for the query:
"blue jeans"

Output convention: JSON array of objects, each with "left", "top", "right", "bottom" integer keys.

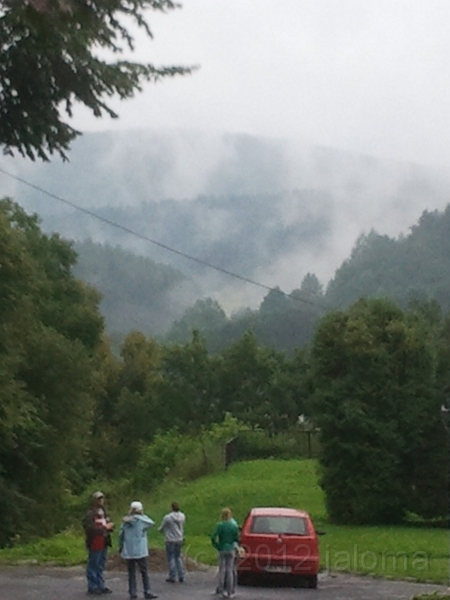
[
  {"left": 165, "top": 541, "right": 184, "bottom": 581},
  {"left": 127, "top": 557, "right": 151, "bottom": 598},
  {"left": 217, "top": 552, "right": 237, "bottom": 594},
  {"left": 86, "top": 548, "right": 108, "bottom": 592}
]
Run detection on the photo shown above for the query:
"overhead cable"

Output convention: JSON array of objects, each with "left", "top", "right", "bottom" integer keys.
[{"left": 0, "top": 165, "right": 329, "bottom": 311}]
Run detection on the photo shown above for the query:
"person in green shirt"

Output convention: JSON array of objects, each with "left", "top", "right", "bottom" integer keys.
[{"left": 211, "top": 508, "right": 239, "bottom": 598}]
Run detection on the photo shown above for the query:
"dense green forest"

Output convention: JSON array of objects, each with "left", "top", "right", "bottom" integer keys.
[{"left": 0, "top": 198, "right": 448, "bottom": 547}]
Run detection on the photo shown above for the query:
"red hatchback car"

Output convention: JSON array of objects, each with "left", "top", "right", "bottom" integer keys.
[{"left": 237, "top": 507, "right": 321, "bottom": 588}]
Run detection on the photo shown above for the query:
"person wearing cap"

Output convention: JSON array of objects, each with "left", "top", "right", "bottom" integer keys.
[
  {"left": 119, "top": 501, "right": 158, "bottom": 600},
  {"left": 82, "top": 491, "right": 115, "bottom": 595},
  {"left": 158, "top": 501, "right": 186, "bottom": 583}
]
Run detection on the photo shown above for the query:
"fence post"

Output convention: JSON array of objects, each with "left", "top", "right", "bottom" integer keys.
[{"left": 224, "top": 436, "right": 238, "bottom": 470}]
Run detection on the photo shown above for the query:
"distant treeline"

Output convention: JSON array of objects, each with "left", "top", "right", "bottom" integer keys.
[{"left": 73, "top": 204, "right": 450, "bottom": 352}]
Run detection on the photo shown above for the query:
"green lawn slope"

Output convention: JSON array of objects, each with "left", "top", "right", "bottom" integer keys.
[{"left": 0, "top": 459, "right": 447, "bottom": 584}]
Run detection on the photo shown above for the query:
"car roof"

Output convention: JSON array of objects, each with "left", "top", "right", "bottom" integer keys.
[{"left": 248, "top": 507, "right": 310, "bottom": 518}]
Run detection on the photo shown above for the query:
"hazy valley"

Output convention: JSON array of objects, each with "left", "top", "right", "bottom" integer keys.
[{"left": 1, "top": 129, "right": 449, "bottom": 344}]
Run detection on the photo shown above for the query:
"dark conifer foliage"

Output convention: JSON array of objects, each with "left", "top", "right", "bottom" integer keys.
[
  {"left": 326, "top": 205, "right": 450, "bottom": 312},
  {"left": 0, "top": 0, "right": 192, "bottom": 160}
]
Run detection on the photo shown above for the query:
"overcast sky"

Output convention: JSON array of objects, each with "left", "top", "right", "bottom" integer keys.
[{"left": 75, "top": 0, "right": 450, "bottom": 170}]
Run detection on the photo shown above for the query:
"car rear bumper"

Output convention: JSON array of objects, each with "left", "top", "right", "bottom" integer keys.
[{"left": 237, "top": 554, "right": 319, "bottom": 575}]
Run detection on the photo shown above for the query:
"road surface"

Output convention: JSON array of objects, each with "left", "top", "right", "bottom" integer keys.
[{"left": 0, "top": 565, "right": 447, "bottom": 600}]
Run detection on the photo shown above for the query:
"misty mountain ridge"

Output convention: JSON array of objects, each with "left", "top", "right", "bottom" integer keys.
[
  {"left": 167, "top": 204, "right": 450, "bottom": 353},
  {"left": 70, "top": 202, "right": 450, "bottom": 352},
  {"left": 1, "top": 128, "right": 449, "bottom": 311}
]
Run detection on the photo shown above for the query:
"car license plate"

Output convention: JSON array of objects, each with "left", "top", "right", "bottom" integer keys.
[{"left": 265, "top": 566, "right": 291, "bottom": 573}]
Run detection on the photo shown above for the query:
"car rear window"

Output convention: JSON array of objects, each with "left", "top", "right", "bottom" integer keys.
[{"left": 250, "top": 516, "right": 308, "bottom": 535}]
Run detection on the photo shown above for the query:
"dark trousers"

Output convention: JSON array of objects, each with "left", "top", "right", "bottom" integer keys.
[{"left": 127, "top": 557, "right": 151, "bottom": 598}]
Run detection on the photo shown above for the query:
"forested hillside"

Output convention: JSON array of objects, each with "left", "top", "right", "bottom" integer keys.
[
  {"left": 326, "top": 205, "right": 450, "bottom": 312},
  {"left": 73, "top": 241, "right": 199, "bottom": 340},
  {"left": 67, "top": 204, "right": 450, "bottom": 350},
  {"left": 4, "top": 129, "right": 448, "bottom": 350},
  {"left": 166, "top": 205, "right": 450, "bottom": 352},
  {"left": 35, "top": 187, "right": 333, "bottom": 302},
  {"left": 3, "top": 129, "right": 449, "bottom": 312}
]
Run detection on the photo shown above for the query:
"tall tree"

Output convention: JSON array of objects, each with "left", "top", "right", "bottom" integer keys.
[
  {"left": 217, "top": 331, "right": 291, "bottom": 431},
  {"left": 158, "top": 331, "right": 220, "bottom": 431},
  {"left": 96, "top": 331, "right": 163, "bottom": 467},
  {"left": 0, "top": 0, "right": 193, "bottom": 160},
  {"left": 310, "top": 298, "right": 446, "bottom": 525},
  {"left": 167, "top": 298, "right": 228, "bottom": 347},
  {"left": 0, "top": 199, "right": 105, "bottom": 543}
]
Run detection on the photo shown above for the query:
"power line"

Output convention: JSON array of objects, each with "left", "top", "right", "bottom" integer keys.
[{"left": 0, "top": 165, "right": 329, "bottom": 311}]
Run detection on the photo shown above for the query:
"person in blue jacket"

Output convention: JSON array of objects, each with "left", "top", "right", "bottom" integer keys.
[{"left": 119, "top": 501, "right": 158, "bottom": 600}]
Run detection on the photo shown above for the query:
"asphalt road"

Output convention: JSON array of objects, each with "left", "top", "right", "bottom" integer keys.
[{"left": 0, "top": 565, "right": 447, "bottom": 600}]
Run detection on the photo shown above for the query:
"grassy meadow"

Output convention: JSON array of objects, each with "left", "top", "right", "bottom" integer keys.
[{"left": 0, "top": 459, "right": 447, "bottom": 584}]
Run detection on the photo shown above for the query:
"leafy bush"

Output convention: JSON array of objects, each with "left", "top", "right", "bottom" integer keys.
[
  {"left": 134, "top": 429, "right": 197, "bottom": 490},
  {"left": 134, "top": 414, "right": 249, "bottom": 490}
]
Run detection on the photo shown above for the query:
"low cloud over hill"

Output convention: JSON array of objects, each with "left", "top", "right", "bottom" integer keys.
[{"left": 2, "top": 129, "right": 448, "bottom": 313}]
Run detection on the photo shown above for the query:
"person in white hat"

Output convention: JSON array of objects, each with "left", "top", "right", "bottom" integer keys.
[{"left": 119, "top": 501, "right": 158, "bottom": 599}]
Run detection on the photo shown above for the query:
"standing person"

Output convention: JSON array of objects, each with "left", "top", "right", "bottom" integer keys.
[
  {"left": 119, "top": 501, "right": 158, "bottom": 600},
  {"left": 158, "top": 501, "right": 186, "bottom": 583},
  {"left": 82, "top": 491, "right": 114, "bottom": 595},
  {"left": 215, "top": 515, "right": 239, "bottom": 596},
  {"left": 211, "top": 508, "right": 239, "bottom": 599}
]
